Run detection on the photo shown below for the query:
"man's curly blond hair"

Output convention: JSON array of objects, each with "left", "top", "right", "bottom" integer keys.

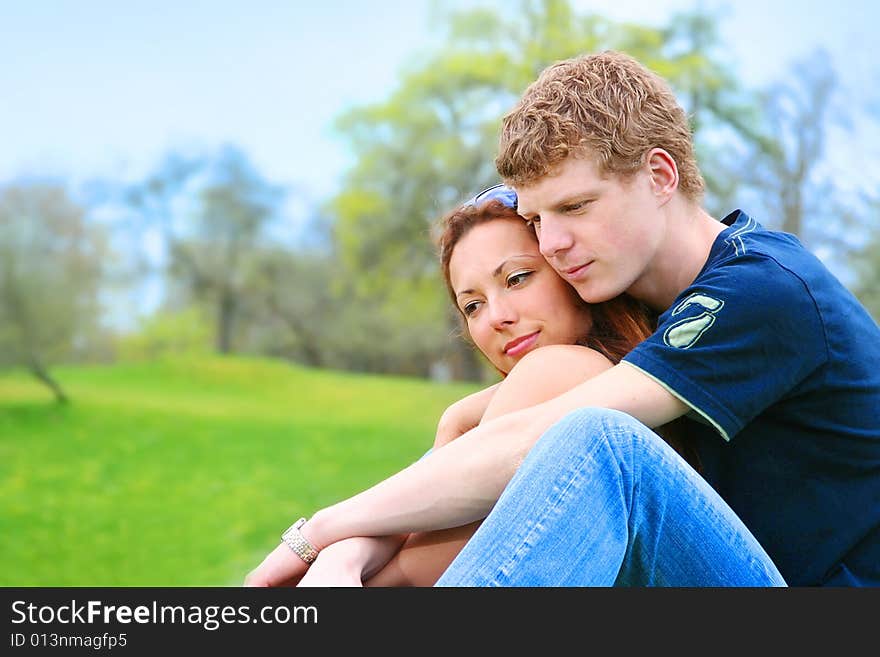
[{"left": 496, "top": 50, "right": 704, "bottom": 200}]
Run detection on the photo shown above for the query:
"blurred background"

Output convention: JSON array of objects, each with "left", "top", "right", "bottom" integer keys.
[{"left": 1, "top": 0, "right": 878, "bottom": 585}]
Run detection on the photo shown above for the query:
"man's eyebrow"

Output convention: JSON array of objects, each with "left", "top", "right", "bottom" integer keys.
[
  {"left": 555, "top": 192, "right": 595, "bottom": 207},
  {"left": 519, "top": 191, "right": 598, "bottom": 216}
]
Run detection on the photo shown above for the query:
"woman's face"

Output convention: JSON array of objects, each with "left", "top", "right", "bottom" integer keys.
[{"left": 449, "top": 217, "right": 593, "bottom": 375}]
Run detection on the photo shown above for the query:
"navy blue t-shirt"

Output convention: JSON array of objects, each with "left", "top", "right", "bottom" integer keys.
[{"left": 624, "top": 210, "right": 880, "bottom": 586}]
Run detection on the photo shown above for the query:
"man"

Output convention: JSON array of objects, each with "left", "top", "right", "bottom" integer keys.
[
  {"left": 485, "top": 50, "right": 880, "bottom": 586},
  {"left": 247, "top": 51, "right": 879, "bottom": 586}
]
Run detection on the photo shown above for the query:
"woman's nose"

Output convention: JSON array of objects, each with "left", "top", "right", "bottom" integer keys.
[{"left": 487, "top": 295, "right": 517, "bottom": 330}]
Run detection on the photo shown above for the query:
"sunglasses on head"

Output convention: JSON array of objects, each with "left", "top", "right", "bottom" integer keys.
[{"left": 465, "top": 183, "right": 518, "bottom": 210}]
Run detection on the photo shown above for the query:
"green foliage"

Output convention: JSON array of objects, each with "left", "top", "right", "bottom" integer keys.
[
  {"left": 0, "top": 183, "right": 105, "bottom": 363},
  {"left": 328, "top": 0, "right": 764, "bottom": 378},
  {"left": 128, "top": 145, "right": 285, "bottom": 354},
  {"left": 116, "top": 308, "right": 213, "bottom": 361},
  {"left": 0, "top": 356, "right": 479, "bottom": 585},
  {"left": 0, "top": 182, "right": 109, "bottom": 400}
]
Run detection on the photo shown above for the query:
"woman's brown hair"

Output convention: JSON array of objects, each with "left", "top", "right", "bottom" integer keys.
[{"left": 436, "top": 199, "right": 700, "bottom": 471}]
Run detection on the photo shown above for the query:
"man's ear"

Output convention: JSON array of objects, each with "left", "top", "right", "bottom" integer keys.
[{"left": 646, "top": 148, "right": 679, "bottom": 204}]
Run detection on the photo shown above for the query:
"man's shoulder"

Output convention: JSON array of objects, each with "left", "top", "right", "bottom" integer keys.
[
  {"left": 706, "top": 214, "right": 873, "bottom": 331},
  {"left": 712, "top": 211, "right": 826, "bottom": 280},
  {"left": 687, "top": 245, "right": 818, "bottom": 324},
  {"left": 696, "top": 216, "right": 840, "bottom": 316}
]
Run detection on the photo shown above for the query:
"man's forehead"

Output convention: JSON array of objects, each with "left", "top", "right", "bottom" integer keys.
[
  {"left": 512, "top": 156, "right": 605, "bottom": 215},
  {"left": 511, "top": 182, "right": 546, "bottom": 216},
  {"left": 515, "top": 184, "right": 596, "bottom": 216}
]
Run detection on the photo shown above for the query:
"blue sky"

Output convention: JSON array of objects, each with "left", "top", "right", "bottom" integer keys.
[
  {"left": 2, "top": 0, "right": 877, "bottom": 201},
  {"left": 3, "top": 0, "right": 875, "bottom": 328}
]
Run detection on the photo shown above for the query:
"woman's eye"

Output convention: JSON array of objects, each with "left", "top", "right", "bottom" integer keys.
[
  {"left": 507, "top": 271, "right": 532, "bottom": 287},
  {"left": 463, "top": 301, "right": 481, "bottom": 316}
]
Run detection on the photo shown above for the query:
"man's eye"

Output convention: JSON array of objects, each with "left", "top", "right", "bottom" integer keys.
[{"left": 564, "top": 200, "right": 590, "bottom": 213}]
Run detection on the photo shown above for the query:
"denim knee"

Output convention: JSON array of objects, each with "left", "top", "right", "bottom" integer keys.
[
  {"left": 513, "top": 407, "right": 648, "bottom": 485},
  {"left": 540, "top": 407, "right": 653, "bottom": 454}
]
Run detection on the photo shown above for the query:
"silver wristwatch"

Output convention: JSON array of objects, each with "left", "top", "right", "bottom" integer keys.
[{"left": 281, "top": 517, "right": 320, "bottom": 564}]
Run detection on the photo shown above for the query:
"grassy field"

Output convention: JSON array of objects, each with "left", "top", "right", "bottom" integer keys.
[{"left": 0, "top": 356, "right": 479, "bottom": 586}]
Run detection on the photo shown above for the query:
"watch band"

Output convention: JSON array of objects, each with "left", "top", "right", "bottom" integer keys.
[{"left": 281, "top": 517, "right": 320, "bottom": 564}]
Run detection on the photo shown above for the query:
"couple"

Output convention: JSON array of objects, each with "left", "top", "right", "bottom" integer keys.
[{"left": 246, "top": 51, "right": 880, "bottom": 587}]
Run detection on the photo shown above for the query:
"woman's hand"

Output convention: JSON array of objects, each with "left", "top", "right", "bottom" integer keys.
[
  {"left": 243, "top": 542, "right": 310, "bottom": 587},
  {"left": 434, "top": 383, "right": 500, "bottom": 448},
  {"left": 296, "top": 540, "right": 368, "bottom": 587}
]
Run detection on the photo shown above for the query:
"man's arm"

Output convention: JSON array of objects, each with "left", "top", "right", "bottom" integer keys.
[
  {"left": 308, "top": 361, "right": 687, "bottom": 542},
  {"left": 242, "top": 363, "right": 688, "bottom": 585},
  {"left": 245, "top": 362, "right": 688, "bottom": 586}
]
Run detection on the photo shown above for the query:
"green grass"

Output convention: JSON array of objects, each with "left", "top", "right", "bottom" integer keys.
[{"left": 0, "top": 356, "right": 479, "bottom": 586}]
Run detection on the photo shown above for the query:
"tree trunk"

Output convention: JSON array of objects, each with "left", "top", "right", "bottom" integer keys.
[
  {"left": 444, "top": 307, "right": 485, "bottom": 382},
  {"left": 450, "top": 339, "right": 485, "bottom": 382},
  {"left": 263, "top": 292, "right": 324, "bottom": 367},
  {"left": 782, "top": 192, "right": 803, "bottom": 237},
  {"left": 4, "top": 281, "right": 70, "bottom": 403},
  {"left": 28, "top": 353, "right": 69, "bottom": 404},
  {"left": 216, "top": 291, "right": 236, "bottom": 354}
]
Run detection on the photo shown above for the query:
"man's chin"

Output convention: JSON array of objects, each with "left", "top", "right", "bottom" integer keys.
[{"left": 572, "top": 282, "right": 619, "bottom": 304}]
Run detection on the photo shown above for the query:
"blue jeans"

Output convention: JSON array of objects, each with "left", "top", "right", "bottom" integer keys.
[{"left": 435, "top": 408, "right": 786, "bottom": 587}]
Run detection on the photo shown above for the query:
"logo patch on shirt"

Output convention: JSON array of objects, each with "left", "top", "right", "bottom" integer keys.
[{"left": 663, "top": 293, "right": 725, "bottom": 349}]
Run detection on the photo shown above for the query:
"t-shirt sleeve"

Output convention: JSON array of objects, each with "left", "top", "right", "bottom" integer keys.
[{"left": 623, "top": 253, "right": 828, "bottom": 441}]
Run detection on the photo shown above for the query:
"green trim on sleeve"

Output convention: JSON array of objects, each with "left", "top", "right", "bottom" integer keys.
[{"left": 621, "top": 361, "right": 732, "bottom": 442}]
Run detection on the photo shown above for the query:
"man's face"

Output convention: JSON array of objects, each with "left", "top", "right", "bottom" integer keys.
[{"left": 514, "top": 155, "right": 665, "bottom": 304}]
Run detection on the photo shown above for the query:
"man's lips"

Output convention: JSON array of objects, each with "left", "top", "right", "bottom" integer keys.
[
  {"left": 504, "top": 331, "right": 540, "bottom": 357},
  {"left": 562, "top": 261, "right": 592, "bottom": 280}
]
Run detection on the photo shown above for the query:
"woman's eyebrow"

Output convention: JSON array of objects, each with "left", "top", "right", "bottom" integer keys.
[
  {"left": 456, "top": 254, "right": 538, "bottom": 298},
  {"left": 492, "top": 254, "right": 537, "bottom": 278}
]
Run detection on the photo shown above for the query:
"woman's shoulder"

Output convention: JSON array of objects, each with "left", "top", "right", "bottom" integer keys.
[{"left": 514, "top": 344, "right": 613, "bottom": 376}]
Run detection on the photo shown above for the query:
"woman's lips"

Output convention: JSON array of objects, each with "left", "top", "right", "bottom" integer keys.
[{"left": 504, "top": 331, "right": 540, "bottom": 358}]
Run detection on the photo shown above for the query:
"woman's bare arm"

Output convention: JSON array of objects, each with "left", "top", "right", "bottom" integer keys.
[
  {"left": 284, "top": 383, "right": 501, "bottom": 588},
  {"left": 434, "top": 382, "right": 501, "bottom": 448},
  {"left": 245, "top": 350, "right": 688, "bottom": 587},
  {"left": 363, "top": 345, "right": 613, "bottom": 586}
]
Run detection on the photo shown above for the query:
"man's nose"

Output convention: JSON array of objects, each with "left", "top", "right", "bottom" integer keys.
[{"left": 537, "top": 216, "right": 574, "bottom": 260}]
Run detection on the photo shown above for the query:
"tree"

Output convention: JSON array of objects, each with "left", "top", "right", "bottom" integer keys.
[
  {"left": 724, "top": 49, "right": 880, "bottom": 309},
  {"left": 0, "top": 183, "right": 107, "bottom": 402},
  {"left": 329, "top": 0, "right": 763, "bottom": 379},
  {"left": 659, "top": 9, "right": 774, "bottom": 215},
  {"left": 851, "top": 194, "right": 880, "bottom": 321},
  {"left": 736, "top": 51, "right": 842, "bottom": 243},
  {"left": 127, "top": 145, "right": 284, "bottom": 354}
]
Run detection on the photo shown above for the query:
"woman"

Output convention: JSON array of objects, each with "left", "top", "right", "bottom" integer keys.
[{"left": 270, "top": 185, "right": 694, "bottom": 587}]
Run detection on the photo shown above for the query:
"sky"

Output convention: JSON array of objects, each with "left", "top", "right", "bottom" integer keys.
[{"left": 2, "top": 0, "right": 878, "bottom": 203}]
